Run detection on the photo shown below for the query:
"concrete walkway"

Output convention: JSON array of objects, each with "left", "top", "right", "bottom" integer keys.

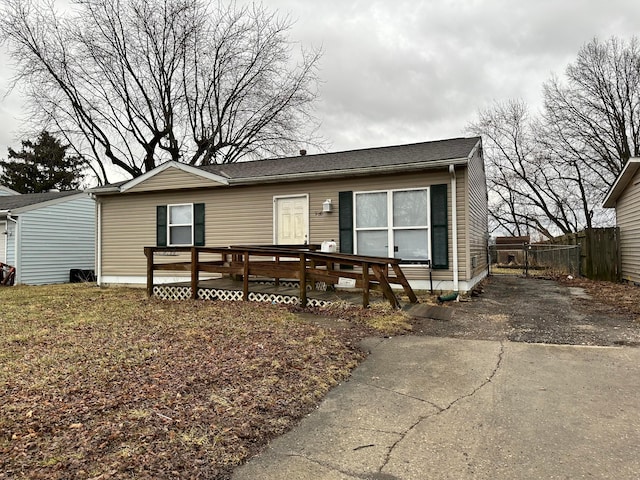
[{"left": 233, "top": 336, "right": 640, "bottom": 479}]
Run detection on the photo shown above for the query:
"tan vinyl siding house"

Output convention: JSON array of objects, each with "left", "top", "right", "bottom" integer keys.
[
  {"left": 465, "top": 149, "right": 489, "bottom": 279},
  {"left": 603, "top": 158, "right": 640, "bottom": 284},
  {"left": 93, "top": 137, "right": 488, "bottom": 292}
]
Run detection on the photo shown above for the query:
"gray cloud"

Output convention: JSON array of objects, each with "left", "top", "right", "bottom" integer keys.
[{"left": 1, "top": 0, "right": 639, "bottom": 160}]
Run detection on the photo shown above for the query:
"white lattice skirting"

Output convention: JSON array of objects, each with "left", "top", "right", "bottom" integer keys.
[
  {"left": 153, "top": 285, "right": 192, "bottom": 301},
  {"left": 198, "top": 288, "right": 243, "bottom": 301},
  {"left": 153, "top": 285, "right": 330, "bottom": 307},
  {"left": 253, "top": 280, "right": 330, "bottom": 291}
]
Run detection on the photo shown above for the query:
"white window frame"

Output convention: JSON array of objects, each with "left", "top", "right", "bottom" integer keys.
[
  {"left": 353, "top": 187, "right": 431, "bottom": 264},
  {"left": 167, "top": 203, "right": 194, "bottom": 246}
]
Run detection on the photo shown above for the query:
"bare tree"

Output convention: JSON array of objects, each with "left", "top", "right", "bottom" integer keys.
[
  {"left": 0, "top": 0, "right": 321, "bottom": 184},
  {"left": 541, "top": 36, "right": 640, "bottom": 227},
  {"left": 543, "top": 37, "right": 640, "bottom": 180},
  {"left": 469, "top": 100, "right": 586, "bottom": 239},
  {"left": 470, "top": 36, "right": 639, "bottom": 238}
]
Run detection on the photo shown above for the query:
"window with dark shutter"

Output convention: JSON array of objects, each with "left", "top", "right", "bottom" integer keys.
[
  {"left": 430, "top": 184, "right": 448, "bottom": 269},
  {"left": 194, "top": 203, "right": 205, "bottom": 246},
  {"left": 156, "top": 205, "right": 167, "bottom": 246},
  {"left": 157, "top": 203, "right": 205, "bottom": 246},
  {"left": 338, "top": 191, "right": 353, "bottom": 254}
]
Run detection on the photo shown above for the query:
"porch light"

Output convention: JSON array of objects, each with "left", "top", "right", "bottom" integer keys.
[{"left": 322, "top": 199, "right": 333, "bottom": 213}]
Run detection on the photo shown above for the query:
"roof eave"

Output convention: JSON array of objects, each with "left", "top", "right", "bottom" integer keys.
[
  {"left": 10, "top": 192, "right": 90, "bottom": 214},
  {"left": 603, "top": 158, "right": 640, "bottom": 208},
  {"left": 227, "top": 157, "right": 470, "bottom": 186},
  {"left": 88, "top": 186, "right": 122, "bottom": 195}
]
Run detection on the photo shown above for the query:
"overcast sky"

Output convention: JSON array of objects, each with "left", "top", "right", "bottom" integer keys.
[{"left": 1, "top": 0, "right": 640, "bottom": 161}]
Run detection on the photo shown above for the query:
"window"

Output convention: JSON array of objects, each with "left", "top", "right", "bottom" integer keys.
[
  {"left": 168, "top": 204, "right": 193, "bottom": 245},
  {"left": 156, "top": 203, "right": 205, "bottom": 247},
  {"left": 354, "top": 188, "right": 430, "bottom": 263}
]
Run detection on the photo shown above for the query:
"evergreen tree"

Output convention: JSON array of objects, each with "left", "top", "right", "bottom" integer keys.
[{"left": 0, "top": 131, "right": 86, "bottom": 193}]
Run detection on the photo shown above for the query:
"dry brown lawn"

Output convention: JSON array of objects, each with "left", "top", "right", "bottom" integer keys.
[{"left": 0, "top": 284, "right": 410, "bottom": 479}]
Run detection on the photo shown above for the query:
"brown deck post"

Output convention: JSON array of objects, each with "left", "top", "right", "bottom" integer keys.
[
  {"left": 299, "top": 253, "right": 307, "bottom": 307},
  {"left": 243, "top": 250, "right": 250, "bottom": 301},
  {"left": 309, "top": 257, "right": 316, "bottom": 291},
  {"left": 191, "top": 247, "right": 199, "bottom": 300},
  {"left": 144, "top": 247, "right": 154, "bottom": 297},
  {"left": 274, "top": 254, "right": 280, "bottom": 287},
  {"left": 362, "top": 262, "right": 370, "bottom": 307}
]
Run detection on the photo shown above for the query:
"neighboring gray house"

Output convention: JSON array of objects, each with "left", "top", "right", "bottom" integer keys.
[
  {"left": 0, "top": 186, "right": 20, "bottom": 196},
  {"left": 0, "top": 191, "right": 95, "bottom": 285},
  {"left": 603, "top": 157, "right": 640, "bottom": 284}
]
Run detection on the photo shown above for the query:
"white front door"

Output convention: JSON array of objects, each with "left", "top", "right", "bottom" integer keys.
[{"left": 275, "top": 195, "right": 308, "bottom": 245}]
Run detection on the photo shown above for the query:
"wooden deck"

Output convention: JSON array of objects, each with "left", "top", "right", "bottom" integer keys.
[{"left": 145, "top": 245, "right": 419, "bottom": 308}]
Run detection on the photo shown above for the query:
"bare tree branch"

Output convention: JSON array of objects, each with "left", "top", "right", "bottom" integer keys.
[
  {"left": 0, "top": 0, "right": 322, "bottom": 183},
  {"left": 469, "top": 37, "right": 637, "bottom": 239}
]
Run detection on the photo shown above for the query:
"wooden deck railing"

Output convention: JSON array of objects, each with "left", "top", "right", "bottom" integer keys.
[{"left": 143, "top": 245, "right": 419, "bottom": 308}]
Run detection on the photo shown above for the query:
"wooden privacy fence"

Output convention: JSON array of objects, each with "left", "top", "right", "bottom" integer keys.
[
  {"left": 144, "top": 245, "right": 418, "bottom": 308},
  {"left": 545, "top": 228, "right": 621, "bottom": 282}
]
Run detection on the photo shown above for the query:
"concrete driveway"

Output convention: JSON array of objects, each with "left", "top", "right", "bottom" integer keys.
[
  {"left": 233, "top": 336, "right": 640, "bottom": 479},
  {"left": 234, "top": 277, "right": 640, "bottom": 479}
]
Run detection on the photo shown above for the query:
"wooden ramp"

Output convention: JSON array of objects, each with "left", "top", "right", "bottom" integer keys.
[{"left": 145, "top": 245, "right": 419, "bottom": 308}]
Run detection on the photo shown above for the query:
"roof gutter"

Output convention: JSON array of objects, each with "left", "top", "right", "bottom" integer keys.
[{"left": 87, "top": 186, "right": 122, "bottom": 195}]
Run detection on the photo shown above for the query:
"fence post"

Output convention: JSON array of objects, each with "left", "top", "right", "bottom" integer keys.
[{"left": 191, "top": 247, "right": 199, "bottom": 300}]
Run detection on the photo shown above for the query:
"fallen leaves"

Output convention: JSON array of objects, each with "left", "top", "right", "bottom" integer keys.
[
  {"left": 559, "top": 276, "right": 640, "bottom": 317},
  {"left": 0, "top": 284, "right": 379, "bottom": 479}
]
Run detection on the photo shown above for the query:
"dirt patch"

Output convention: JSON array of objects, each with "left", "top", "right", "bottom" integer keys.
[{"left": 410, "top": 275, "right": 640, "bottom": 346}]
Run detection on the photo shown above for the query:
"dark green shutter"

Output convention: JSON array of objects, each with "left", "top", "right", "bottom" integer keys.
[
  {"left": 156, "top": 205, "right": 167, "bottom": 246},
  {"left": 338, "top": 191, "right": 353, "bottom": 254},
  {"left": 194, "top": 203, "right": 205, "bottom": 246},
  {"left": 430, "top": 185, "right": 448, "bottom": 269}
]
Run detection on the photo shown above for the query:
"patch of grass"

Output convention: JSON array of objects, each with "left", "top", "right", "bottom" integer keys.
[
  {"left": 0, "top": 284, "right": 372, "bottom": 479},
  {"left": 319, "top": 300, "right": 413, "bottom": 335}
]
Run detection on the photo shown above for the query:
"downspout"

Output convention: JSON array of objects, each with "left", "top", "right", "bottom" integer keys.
[
  {"left": 2, "top": 212, "right": 9, "bottom": 264},
  {"left": 91, "top": 194, "right": 102, "bottom": 287},
  {"left": 449, "top": 165, "right": 459, "bottom": 298},
  {"left": 7, "top": 213, "right": 19, "bottom": 284}
]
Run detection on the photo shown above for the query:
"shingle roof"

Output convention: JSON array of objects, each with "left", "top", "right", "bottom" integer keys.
[
  {"left": 198, "top": 137, "right": 481, "bottom": 180},
  {"left": 0, "top": 190, "right": 80, "bottom": 211}
]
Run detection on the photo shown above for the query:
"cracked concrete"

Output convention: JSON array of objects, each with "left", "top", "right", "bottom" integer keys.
[{"left": 233, "top": 336, "right": 640, "bottom": 479}]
